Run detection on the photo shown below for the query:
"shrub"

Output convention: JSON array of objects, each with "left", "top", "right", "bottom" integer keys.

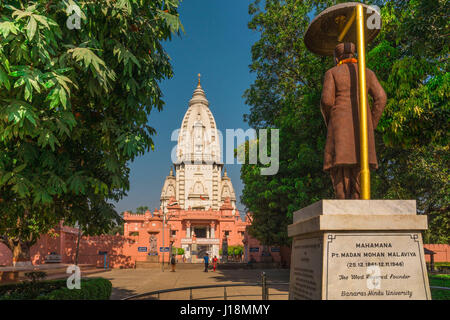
[
  {"left": 40, "top": 278, "right": 112, "bottom": 300},
  {"left": 24, "top": 271, "right": 47, "bottom": 282},
  {"left": 0, "top": 279, "right": 66, "bottom": 300},
  {"left": 429, "top": 274, "right": 450, "bottom": 300},
  {"left": 0, "top": 278, "right": 112, "bottom": 300}
]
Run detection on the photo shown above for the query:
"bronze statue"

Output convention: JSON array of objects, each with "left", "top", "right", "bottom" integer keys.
[{"left": 320, "top": 42, "right": 387, "bottom": 199}]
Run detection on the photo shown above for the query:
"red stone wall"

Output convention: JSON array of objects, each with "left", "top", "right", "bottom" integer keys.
[
  {"left": 424, "top": 244, "right": 450, "bottom": 263},
  {"left": 0, "top": 243, "right": 12, "bottom": 266},
  {"left": 0, "top": 225, "right": 135, "bottom": 268}
]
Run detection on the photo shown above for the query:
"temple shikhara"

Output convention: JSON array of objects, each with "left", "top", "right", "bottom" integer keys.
[{"left": 123, "top": 75, "right": 250, "bottom": 263}]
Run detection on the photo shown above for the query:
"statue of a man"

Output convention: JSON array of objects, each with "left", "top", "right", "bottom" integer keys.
[
  {"left": 149, "top": 234, "right": 157, "bottom": 253},
  {"left": 320, "top": 42, "right": 387, "bottom": 199}
]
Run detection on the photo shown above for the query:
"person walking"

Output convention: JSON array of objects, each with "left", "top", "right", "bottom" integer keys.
[
  {"left": 203, "top": 253, "right": 209, "bottom": 272},
  {"left": 170, "top": 255, "right": 176, "bottom": 272},
  {"left": 212, "top": 255, "right": 218, "bottom": 272}
]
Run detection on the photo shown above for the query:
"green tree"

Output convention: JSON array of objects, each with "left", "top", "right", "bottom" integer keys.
[
  {"left": 106, "top": 214, "right": 124, "bottom": 236},
  {"left": 0, "top": 0, "right": 183, "bottom": 264},
  {"left": 135, "top": 206, "right": 149, "bottom": 214},
  {"left": 241, "top": 0, "right": 449, "bottom": 246},
  {"left": 368, "top": 0, "right": 449, "bottom": 243}
]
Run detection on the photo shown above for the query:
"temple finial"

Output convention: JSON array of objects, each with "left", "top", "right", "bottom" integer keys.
[{"left": 197, "top": 73, "right": 201, "bottom": 86}]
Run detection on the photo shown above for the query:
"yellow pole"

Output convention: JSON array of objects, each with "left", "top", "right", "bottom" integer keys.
[
  {"left": 356, "top": 4, "right": 370, "bottom": 199},
  {"left": 337, "top": 10, "right": 356, "bottom": 42}
]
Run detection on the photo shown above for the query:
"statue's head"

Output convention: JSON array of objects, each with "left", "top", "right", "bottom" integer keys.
[{"left": 334, "top": 42, "right": 355, "bottom": 65}]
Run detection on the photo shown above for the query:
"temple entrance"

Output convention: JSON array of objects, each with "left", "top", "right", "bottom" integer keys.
[
  {"left": 197, "top": 245, "right": 209, "bottom": 259},
  {"left": 193, "top": 226, "right": 206, "bottom": 238}
]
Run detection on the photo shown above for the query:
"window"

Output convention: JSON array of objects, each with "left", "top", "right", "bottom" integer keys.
[
  {"left": 224, "top": 231, "right": 230, "bottom": 236},
  {"left": 171, "top": 230, "right": 177, "bottom": 237},
  {"left": 129, "top": 231, "right": 139, "bottom": 236}
]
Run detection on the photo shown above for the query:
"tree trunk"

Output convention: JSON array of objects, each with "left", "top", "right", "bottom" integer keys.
[
  {"left": 75, "top": 228, "right": 81, "bottom": 265},
  {"left": 10, "top": 240, "right": 32, "bottom": 267}
]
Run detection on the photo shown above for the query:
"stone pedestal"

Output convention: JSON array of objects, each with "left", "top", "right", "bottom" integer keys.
[{"left": 288, "top": 200, "right": 431, "bottom": 300}]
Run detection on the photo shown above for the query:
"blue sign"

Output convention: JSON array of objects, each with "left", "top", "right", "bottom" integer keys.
[
  {"left": 138, "top": 247, "right": 147, "bottom": 252},
  {"left": 160, "top": 247, "right": 170, "bottom": 252},
  {"left": 271, "top": 247, "right": 280, "bottom": 252},
  {"left": 148, "top": 252, "right": 158, "bottom": 256},
  {"left": 249, "top": 247, "right": 259, "bottom": 252}
]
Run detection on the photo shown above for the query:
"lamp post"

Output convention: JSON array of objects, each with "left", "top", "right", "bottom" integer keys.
[{"left": 161, "top": 201, "right": 178, "bottom": 272}]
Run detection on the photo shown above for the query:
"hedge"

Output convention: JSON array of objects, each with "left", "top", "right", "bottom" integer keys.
[
  {"left": 0, "top": 279, "right": 66, "bottom": 300},
  {"left": 0, "top": 278, "right": 112, "bottom": 300},
  {"left": 39, "top": 278, "right": 112, "bottom": 300}
]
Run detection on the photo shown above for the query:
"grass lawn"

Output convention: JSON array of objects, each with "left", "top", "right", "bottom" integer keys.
[{"left": 429, "top": 274, "right": 450, "bottom": 300}]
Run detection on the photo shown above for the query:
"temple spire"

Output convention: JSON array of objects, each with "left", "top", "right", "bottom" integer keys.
[{"left": 189, "top": 73, "right": 208, "bottom": 107}]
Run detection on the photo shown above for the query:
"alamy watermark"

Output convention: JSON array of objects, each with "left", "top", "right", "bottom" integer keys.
[
  {"left": 366, "top": 265, "right": 381, "bottom": 289},
  {"left": 66, "top": 264, "right": 81, "bottom": 289},
  {"left": 66, "top": 4, "right": 81, "bottom": 30},
  {"left": 367, "top": 5, "right": 381, "bottom": 30},
  {"left": 170, "top": 128, "right": 279, "bottom": 176}
]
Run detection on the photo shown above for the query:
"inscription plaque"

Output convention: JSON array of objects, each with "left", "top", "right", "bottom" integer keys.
[
  {"left": 289, "top": 237, "right": 322, "bottom": 300},
  {"left": 324, "top": 233, "right": 430, "bottom": 300}
]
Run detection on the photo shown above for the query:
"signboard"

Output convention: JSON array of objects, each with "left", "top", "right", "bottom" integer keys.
[
  {"left": 271, "top": 247, "right": 281, "bottom": 252},
  {"left": 98, "top": 251, "right": 108, "bottom": 255},
  {"left": 249, "top": 247, "right": 260, "bottom": 252},
  {"left": 160, "top": 247, "right": 170, "bottom": 252},
  {"left": 148, "top": 252, "right": 158, "bottom": 256},
  {"left": 138, "top": 247, "right": 147, "bottom": 252}
]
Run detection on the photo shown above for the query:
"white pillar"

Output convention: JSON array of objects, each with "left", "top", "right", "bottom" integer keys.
[
  {"left": 207, "top": 226, "right": 210, "bottom": 239},
  {"left": 211, "top": 224, "right": 215, "bottom": 238},
  {"left": 186, "top": 226, "right": 190, "bottom": 238}
]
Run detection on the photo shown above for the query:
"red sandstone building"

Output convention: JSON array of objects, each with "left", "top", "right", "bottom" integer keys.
[{"left": 123, "top": 77, "right": 250, "bottom": 263}]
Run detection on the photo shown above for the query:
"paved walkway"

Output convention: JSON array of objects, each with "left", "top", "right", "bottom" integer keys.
[{"left": 87, "top": 267, "right": 290, "bottom": 300}]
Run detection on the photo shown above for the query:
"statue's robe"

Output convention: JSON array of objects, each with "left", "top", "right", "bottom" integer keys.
[{"left": 320, "top": 62, "right": 387, "bottom": 172}]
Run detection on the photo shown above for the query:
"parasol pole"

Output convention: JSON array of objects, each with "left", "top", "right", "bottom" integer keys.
[
  {"left": 355, "top": 4, "right": 370, "bottom": 199},
  {"left": 335, "top": 5, "right": 371, "bottom": 199}
]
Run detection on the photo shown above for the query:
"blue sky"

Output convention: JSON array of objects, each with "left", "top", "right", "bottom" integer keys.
[{"left": 114, "top": 1, "right": 260, "bottom": 215}]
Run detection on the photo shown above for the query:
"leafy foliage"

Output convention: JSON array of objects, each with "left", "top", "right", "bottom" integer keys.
[
  {"left": 241, "top": 0, "right": 449, "bottom": 246},
  {"left": 0, "top": 0, "right": 183, "bottom": 260},
  {"left": 219, "top": 245, "right": 243, "bottom": 256},
  {"left": 40, "top": 277, "right": 112, "bottom": 300},
  {"left": 0, "top": 277, "right": 112, "bottom": 300},
  {"left": 135, "top": 206, "right": 150, "bottom": 214}
]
